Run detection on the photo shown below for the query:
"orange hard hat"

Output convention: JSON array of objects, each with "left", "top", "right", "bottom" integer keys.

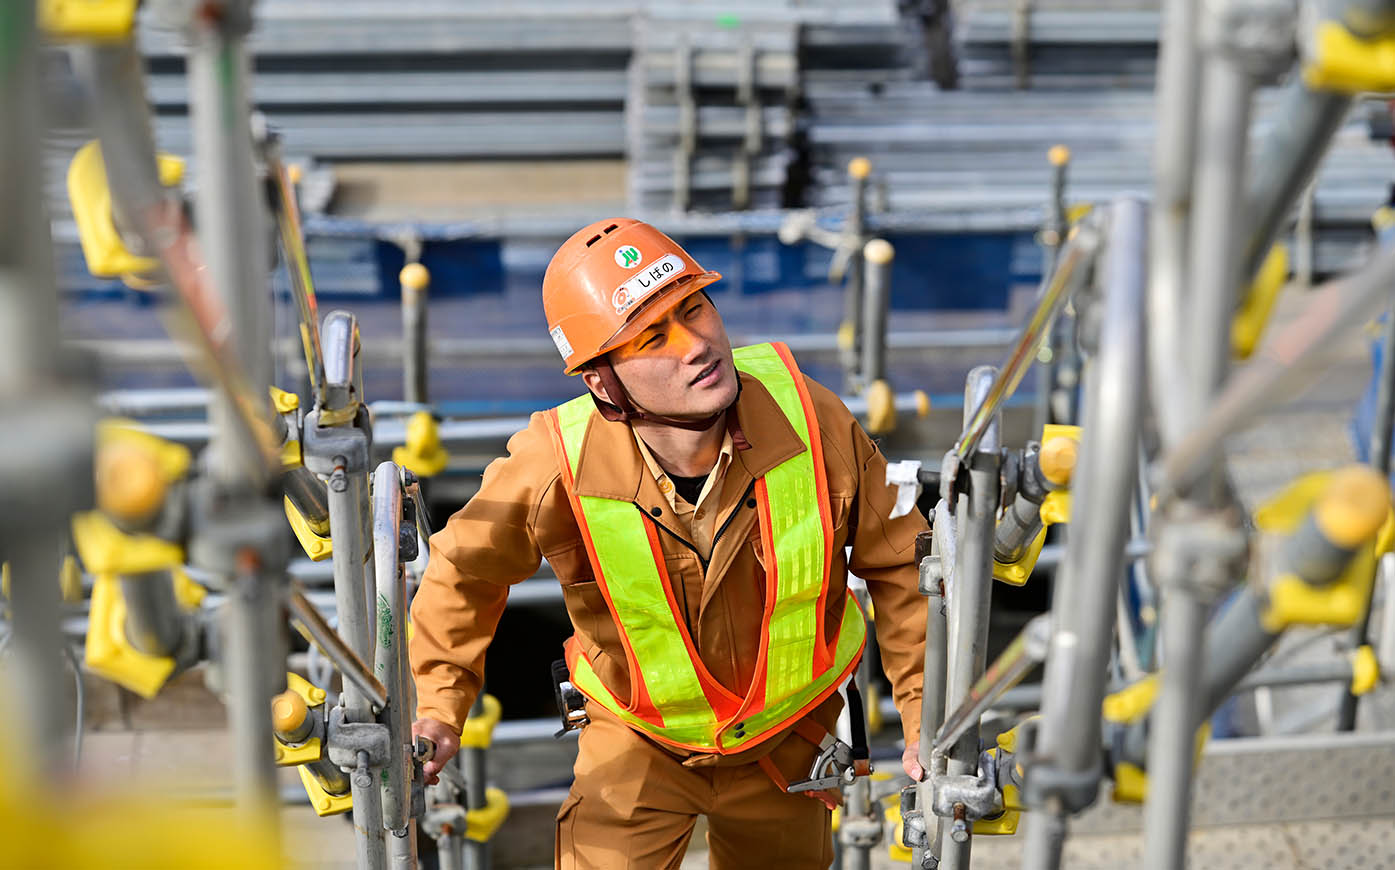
[{"left": 543, "top": 218, "right": 722, "bottom": 374}]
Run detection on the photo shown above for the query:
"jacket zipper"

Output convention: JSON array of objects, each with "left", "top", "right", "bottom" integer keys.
[
  {"left": 636, "top": 478, "right": 757, "bottom": 574},
  {"left": 711, "top": 480, "right": 757, "bottom": 552},
  {"left": 640, "top": 506, "right": 709, "bottom": 571}
]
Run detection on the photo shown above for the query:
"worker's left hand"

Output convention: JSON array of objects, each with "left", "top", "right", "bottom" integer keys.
[
  {"left": 413, "top": 716, "right": 461, "bottom": 786},
  {"left": 902, "top": 743, "right": 924, "bottom": 781}
]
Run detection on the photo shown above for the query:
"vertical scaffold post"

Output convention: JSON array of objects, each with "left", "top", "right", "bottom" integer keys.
[
  {"left": 861, "top": 240, "right": 893, "bottom": 390},
  {"left": 183, "top": 0, "right": 284, "bottom": 839},
  {"left": 318, "top": 311, "right": 388, "bottom": 870},
  {"left": 1144, "top": 0, "right": 1287, "bottom": 865},
  {"left": 373, "top": 462, "right": 417, "bottom": 868},
  {"left": 914, "top": 522, "right": 950, "bottom": 869},
  {"left": 861, "top": 239, "right": 896, "bottom": 434},
  {"left": 841, "top": 157, "right": 872, "bottom": 391},
  {"left": 1036, "top": 145, "right": 1072, "bottom": 430},
  {"left": 938, "top": 366, "right": 1002, "bottom": 870},
  {"left": 0, "top": 0, "right": 92, "bottom": 780},
  {"left": 401, "top": 263, "right": 431, "bottom": 407},
  {"left": 1019, "top": 197, "right": 1147, "bottom": 870},
  {"left": 463, "top": 691, "right": 491, "bottom": 870},
  {"left": 1337, "top": 205, "right": 1395, "bottom": 729},
  {"left": 1147, "top": 0, "right": 1201, "bottom": 449}
]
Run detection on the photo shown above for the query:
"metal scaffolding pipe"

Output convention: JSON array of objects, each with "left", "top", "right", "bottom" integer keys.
[
  {"left": 119, "top": 571, "right": 184, "bottom": 656},
  {"left": 1145, "top": 15, "right": 1257, "bottom": 865},
  {"left": 1157, "top": 242, "right": 1395, "bottom": 502},
  {"left": 401, "top": 265, "right": 430, "bottom": 406},
  {"left": 955, "top": 229, "right": 1099, "bottom": 460},
  {"left": 940, "top": 366, "right": 1002, "bottom": 870},
  {"left": 860, "top": 239, "right": 894, "bottom": 388},
  {"left": 287, "top": 582, "right": 389, "bottom": 714},
  {"left": 1022, "top": 196, "right": 1147, "bottom": 870},
  {"left": 1146, "top": 0, "right": 1201, "bottom": 450},
  {"left": 265, "top": 137, "right": 327, "bottom": 402},
  {"left": 372, "top": 462, "right": 415, "bottom": 857}
]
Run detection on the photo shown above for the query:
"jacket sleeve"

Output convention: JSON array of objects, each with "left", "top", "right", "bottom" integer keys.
[
  {"left": 810, "top": 379, "right": 930, "bottom": 748},
  {"left": 409, "top": 411, "right": 560, "bottom": 733}
]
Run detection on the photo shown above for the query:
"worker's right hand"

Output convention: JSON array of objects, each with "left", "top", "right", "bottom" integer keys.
[{"left": 412, "top": 716, "right": 461, "bottom": 786}]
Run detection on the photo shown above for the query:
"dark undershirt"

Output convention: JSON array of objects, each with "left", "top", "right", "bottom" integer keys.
[{"left": 669, "top": 472, "right": 709, "bottom": 507}]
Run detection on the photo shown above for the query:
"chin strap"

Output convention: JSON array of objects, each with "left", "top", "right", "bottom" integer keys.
[{"left": 590, "top": 359, "right": 750, "bottom": 450}]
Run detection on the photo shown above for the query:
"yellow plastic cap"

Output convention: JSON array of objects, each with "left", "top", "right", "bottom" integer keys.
[
  {"left": 96, "top": 442, "right": 167, "bottom": 523},
  {"left": 863, "top": 239, "right": 894, "bottom": 265},
  {"left": 400, "top": 263, "right": 431, "bottom": 292},
  {"left": 1316, "top": 465, "right": 1391, "bottom": 549},
  {"left": 848, "top": 157, "right": 872, "bottom": 180},
  {"left": 914, "top": 389, "right": 931, "bottom": 418},
  {"left": 1048, "top": 145, "right": 1071, "bottom": 167},
  {"left": 1039, "top": 435, "right": 1079, "bottom": 488},
  {"left": 864, "top": 378, "right": 896, "bottom": 435},
  {"left": 272, "top": 690, "right": 309, "bottom": 734}
]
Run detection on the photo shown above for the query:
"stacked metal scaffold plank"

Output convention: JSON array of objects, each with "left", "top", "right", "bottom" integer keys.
[
  {"left": 802, "top": 0, "right": 1394, "bottom": 276},
  {"left": 626, "top": 1, "right": 910, "bottom": 211},
  {"left": 136, "top": 0, "right": 634, "bottom": 160},
  {"left": 953, "top": 0, "right": 1161, "bottom": 90}
]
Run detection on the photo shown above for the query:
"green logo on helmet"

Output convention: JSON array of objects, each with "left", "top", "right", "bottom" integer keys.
[{"left": 615, "top": 246, "right": 642, "bottom": 268}]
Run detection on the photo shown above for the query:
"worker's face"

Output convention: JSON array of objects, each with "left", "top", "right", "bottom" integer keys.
[{"left": 592, "top": 291, "right": 738, "bottom": 419}]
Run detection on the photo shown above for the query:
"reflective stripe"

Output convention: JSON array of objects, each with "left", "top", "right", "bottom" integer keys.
[
  {"left": 731, "top": 344, "right": 831, "bottom": 708},
  {"left": 549, "top": 342, "right": 866, "bottom": 754}
]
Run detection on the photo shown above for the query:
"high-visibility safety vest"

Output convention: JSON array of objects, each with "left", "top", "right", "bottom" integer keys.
[{"left": 545, "top": 342, "right": 867, "bottom": 754}]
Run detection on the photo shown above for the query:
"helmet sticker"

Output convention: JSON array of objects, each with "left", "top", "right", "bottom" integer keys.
[
  {"left": 612, "top": 253, "right": 685, "bottom": 316},
  {"left": 614, "top": 245, "right": 642, "bottom": 268},
  {"left": 549, "top": 325, "right": 574, "bottom": 360}
]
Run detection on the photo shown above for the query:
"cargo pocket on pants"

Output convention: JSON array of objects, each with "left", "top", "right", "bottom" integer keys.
[{"left": 554, "top": 790, "right": 583, "bottom": 870}]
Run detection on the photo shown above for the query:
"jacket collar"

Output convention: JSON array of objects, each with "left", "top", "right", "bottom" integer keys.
[{"left": 570, "top": 371, "right": 806, "bottom": 502}]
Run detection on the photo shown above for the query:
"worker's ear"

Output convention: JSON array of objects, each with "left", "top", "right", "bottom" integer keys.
[{"left": 579, "top": 367, "right": 612, "bottom": 405}]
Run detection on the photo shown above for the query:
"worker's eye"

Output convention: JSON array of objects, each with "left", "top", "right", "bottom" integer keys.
[
  {"left": 640, "top": 333, "right": 663, "bottom": 350},
  {"left": 683, "top": 302, "right": 704, "bottom": 319}
]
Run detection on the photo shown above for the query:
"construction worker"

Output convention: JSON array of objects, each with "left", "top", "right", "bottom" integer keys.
[{"left": 410, "top": 218, "right": 929, "bottom": 868}]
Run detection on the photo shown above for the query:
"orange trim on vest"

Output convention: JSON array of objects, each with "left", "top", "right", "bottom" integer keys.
[
  {"left": 773, "top": 342, "right": 837, "bottom": 675},
  {"left": 547, "top": 407, "right": 664, "bottom": 728},
  {"left": 720, "top": 594, "right": 867, "bottom": 753},
  {"left": 546, "top": 345, "right": 864, "bottom": 757}
]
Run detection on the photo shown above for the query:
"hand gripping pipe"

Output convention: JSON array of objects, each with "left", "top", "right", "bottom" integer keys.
[
  {"left": 1019, "top": 197, "right": 1147, "bottom": 870},
  {"left": 372, "top": 462, "right": 417, "bottom": 866},
  {"left": 939, "top": 365, "right": 1002, "bottom": 870},
  {"left": 955, "top": 227, "right": 1100, "bottom": 461}
]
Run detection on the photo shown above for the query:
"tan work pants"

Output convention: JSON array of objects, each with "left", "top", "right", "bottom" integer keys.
[{"left": 555, "top": 712, "right": 834, "bottom": 869}]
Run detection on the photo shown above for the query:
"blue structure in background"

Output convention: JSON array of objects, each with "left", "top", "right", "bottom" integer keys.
[{"left": 58, "top": 226, "right": 1036, "bottom": 307}]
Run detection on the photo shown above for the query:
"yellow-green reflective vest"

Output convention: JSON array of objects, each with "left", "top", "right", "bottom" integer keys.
[{"left": 546, "top": 342, "right": 866, "bottom": 753}]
